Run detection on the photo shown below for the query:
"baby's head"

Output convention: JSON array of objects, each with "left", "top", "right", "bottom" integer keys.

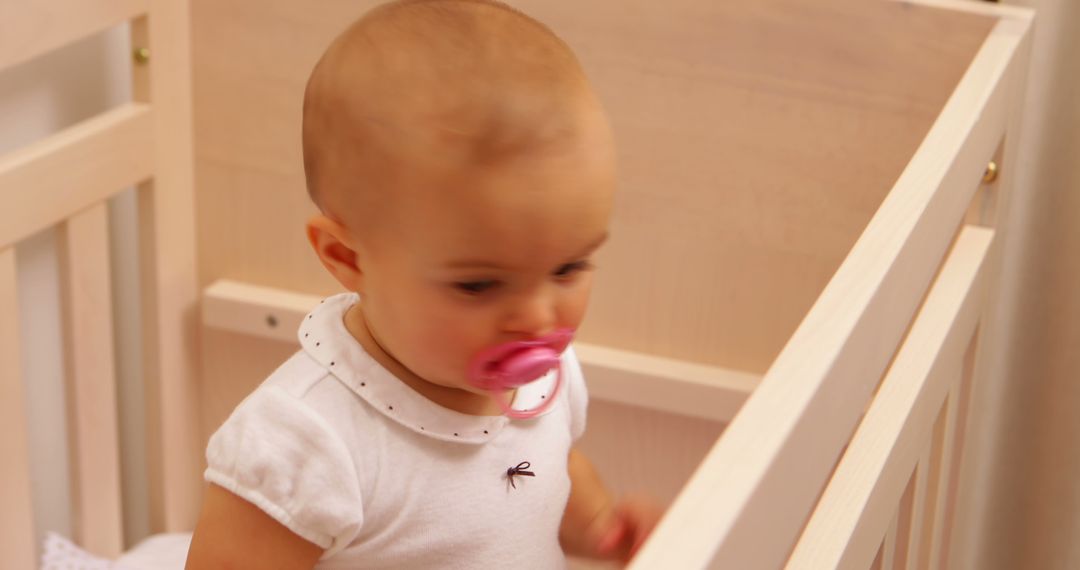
[{"left": 303, "top": 0, "right": 615, "bottom": 398}]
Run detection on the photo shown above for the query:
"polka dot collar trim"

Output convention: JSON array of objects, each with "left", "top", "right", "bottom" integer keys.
[{"left": 297, "top": 293, "right": 559, "bottom": 444}]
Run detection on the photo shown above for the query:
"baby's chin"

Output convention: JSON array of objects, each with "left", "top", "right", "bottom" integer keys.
[
  {"left": 425, "top": 373, "right": 489, "bottom": 396},
  {"left": 399, "top": 361, "right": 469, "bottom": 390}
]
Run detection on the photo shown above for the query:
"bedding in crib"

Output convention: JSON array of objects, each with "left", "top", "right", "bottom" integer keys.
[{"left": 40, "top": 532, "right": 191, "bottom": 570}]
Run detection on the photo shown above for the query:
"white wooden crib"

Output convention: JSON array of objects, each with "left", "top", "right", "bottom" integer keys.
[{"left": 1, "top": 0, "right": 1032, "bottom": 568}]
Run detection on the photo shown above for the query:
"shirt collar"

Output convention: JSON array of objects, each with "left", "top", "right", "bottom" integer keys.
[{"left": 297, "top": 293, "right": 558, "bottom": 444}]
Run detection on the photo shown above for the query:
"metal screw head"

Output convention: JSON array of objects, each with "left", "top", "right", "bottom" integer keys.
[
  {"left": 982, "top": 161, "right": 999, "bottom": 184},
  {"left": 133, "top": 47, "right": 151, "bottom": 64}
]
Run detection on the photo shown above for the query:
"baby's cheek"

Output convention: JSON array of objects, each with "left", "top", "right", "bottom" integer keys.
[
  {"left": 559, "top": 280, "right": 594, "bottom": 329},
  {"left": 417, "top": 308, "right": 490, "bottom": 379}
]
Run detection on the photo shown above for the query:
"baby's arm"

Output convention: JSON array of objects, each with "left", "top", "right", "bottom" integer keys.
[
  {"left": 186, "top": 483, "right": 324, "bottom": 570},
  {"left": 560, "top": 447, "right": 617, "bottom": 557},
  {"left": 560, "top": 447, "right": 664, "bottom": 562}
]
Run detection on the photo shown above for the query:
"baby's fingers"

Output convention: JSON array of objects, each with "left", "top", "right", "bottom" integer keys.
[
  {"left": 596, "top": 517, "right": 628, "bottom": 556},
  {"left": 616, "top": 497, "right": 664, "bottom": 557}
]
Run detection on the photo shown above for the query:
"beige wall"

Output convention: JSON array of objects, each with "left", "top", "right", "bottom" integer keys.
[{"left": 959, "top": 0, "right": 1080, "bottom": 568}]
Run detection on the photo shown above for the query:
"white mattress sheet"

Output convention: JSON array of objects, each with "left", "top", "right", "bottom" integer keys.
[{"left": 41, "top": 531, "right": 191, "bottom": 570}]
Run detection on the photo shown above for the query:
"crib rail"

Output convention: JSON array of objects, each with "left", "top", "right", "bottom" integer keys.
[
  {"left": 0, "top": 249, "right": 36, "bottom": 570},
  {"left": 201, "top": 279, "right": 760, "bottom": 423},
  {"left": 0, "top": 104, "right": 154, "bottom": 249},
  {"left": 0, "top": 0, "right": 198, "bottom": 564},
  {"left": 0, "top": 0, "right": 147, "bottom": 71}
]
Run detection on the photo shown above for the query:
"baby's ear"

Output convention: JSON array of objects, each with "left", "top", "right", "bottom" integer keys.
[{"left": 306, "top": 215, "right": 364, "bottom": 293}]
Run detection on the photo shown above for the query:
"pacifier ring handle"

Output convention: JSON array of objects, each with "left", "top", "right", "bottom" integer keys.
[{"left": 493, "top": 363, "right": 563, "bottom": 420}]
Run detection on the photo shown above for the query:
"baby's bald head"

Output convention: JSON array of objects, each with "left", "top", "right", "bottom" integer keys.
[{"left": 302, "top": 0, "right": 608, "bottom": 236}]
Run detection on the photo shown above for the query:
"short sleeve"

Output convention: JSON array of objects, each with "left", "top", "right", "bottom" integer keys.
[
  {"left": 564, "top": 347, "right": 589, "bottom": 441},
  {"left": 204, "top": 386, "right": 363, "bottom": 557}
]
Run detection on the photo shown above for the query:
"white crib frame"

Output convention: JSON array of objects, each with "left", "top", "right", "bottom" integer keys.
[
  {"left": 0, "top": 0, "right": 1032, "bottom": 568},
  {"left": 1, "top": 0, "right": 200, "bottom": 566}
]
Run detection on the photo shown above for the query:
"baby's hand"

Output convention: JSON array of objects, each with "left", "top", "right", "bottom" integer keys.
[{"left": 591, "top": 494, "right": 665, "bottom": 563}]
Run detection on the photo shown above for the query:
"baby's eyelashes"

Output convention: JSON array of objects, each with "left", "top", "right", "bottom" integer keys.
[
  {"left": 454, "top": 280, "right": 500, "bottom": 295},
  {"left": 451, "top": 261, "right": 594, "bottom": 297},
  {"left": 554, "top": 260, "right": 593, "bottom": 279}
]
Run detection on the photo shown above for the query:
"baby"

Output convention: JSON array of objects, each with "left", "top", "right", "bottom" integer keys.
[{"left": 186, "top": 0, "right": 660, "bottom": 567}]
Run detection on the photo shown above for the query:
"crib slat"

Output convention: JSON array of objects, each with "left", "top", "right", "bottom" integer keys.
[
  {"left": 912, "top": 394, "right": 948, "bottom": 569},
  {"left": 911, "top": 404, "right": 942, "bottom": 568},
  {"left": 57, "top": 203, "right": 123, "bottom": 557},
  {"left": 905, "top": 444, "right": 933, "bottom": 568},
  {"left": 784, "top": 225, "right": 993, "bottom": 570},
  {"left": 892, "top": 472, "right": 916, "bottom": 570},
  {"left": 927, "top": 338, "right": 976, "bottom": 570},
  {"left": 881, "top": 512, "right": 899, "bottom": 570},
  {"left": 0, "top": 0, "right": 147, "bottom": 72},
  {"left": 0, "top": 247, "right": 37, "bottom": 569},
  {"left": 0, "top": 103, "right": 154, "bottom": 251}
]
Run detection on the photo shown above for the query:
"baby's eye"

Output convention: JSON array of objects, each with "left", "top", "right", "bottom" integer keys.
[
  {"left": 454, "top": 280, "right": 500, "bottom": 295},
  {"left": 554, "top": 261, "right": 593, "bottom": 279}
]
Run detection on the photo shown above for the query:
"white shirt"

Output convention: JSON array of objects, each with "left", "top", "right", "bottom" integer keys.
[{"left": 205, "top": 293, "right": 588, "bottom": 569}]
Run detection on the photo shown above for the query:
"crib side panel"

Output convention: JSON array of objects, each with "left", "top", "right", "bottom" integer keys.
[
  {"left": 0, "top": 0, "right": 200, "bottom": 560},
  {"left": 784, "top": 225, "right": 992, "bottom": 569},
  {"left": 0, "top": 247, "right": 36, "bottom": 570},
  {"left": 0, "top": 98, "right": 154, "bottom": 563},
  {"left": 629, "top": 9, "right": 1031, "bottom": 569}
]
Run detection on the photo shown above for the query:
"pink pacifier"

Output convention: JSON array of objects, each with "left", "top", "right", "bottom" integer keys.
[{"left": 467, "top": 328, "right": 574, "bottom": 419}]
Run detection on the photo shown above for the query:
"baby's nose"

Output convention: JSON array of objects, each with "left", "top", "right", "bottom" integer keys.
[{"left": 503, "top": 290, "right": 557, "bottom": 338}]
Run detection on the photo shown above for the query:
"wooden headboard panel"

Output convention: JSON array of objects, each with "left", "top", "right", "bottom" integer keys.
[{"left": 0, "top": 0, "right": 200, "bottom": 563}]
